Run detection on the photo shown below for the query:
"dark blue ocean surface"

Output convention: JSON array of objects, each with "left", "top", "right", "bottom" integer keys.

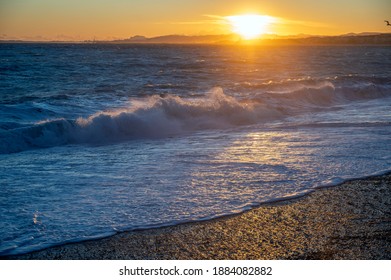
[{"left": 1, "top": 43, "right": 390, "bottom": 255}]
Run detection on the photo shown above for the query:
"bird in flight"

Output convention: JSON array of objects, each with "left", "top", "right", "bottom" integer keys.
[{"left": 385, "top": 20, "right": 391, "bottom": 26}]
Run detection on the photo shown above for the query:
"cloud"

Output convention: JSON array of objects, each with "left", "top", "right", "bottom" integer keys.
[
  {"left": 162, "top": 14, "right": 227, "bottom": 26},
  {"left": 206, "top": 14, "right": 331, "bottom": 29},
  {"left": 277, "top": 18, "right": 331, "bottom": 28},
  {"left": 155, "top": 14, "right": 331, "bottom": 36}
]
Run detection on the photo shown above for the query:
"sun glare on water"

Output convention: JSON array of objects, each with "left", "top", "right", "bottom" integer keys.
[{"left": 226, "top": 14, "right": 274, "bottom": 40}]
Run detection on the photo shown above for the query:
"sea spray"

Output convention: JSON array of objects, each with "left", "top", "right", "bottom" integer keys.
[{"left": 1, "top": 82, "right": 390, "bottom": 154}]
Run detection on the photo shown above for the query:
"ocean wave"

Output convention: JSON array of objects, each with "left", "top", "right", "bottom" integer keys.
[{"left": 1, "top": 82, "right": 390, "bottom": 154}]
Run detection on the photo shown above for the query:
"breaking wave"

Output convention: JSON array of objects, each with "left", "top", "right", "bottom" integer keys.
[{"left": 1, "top": 82, "right": 390, "bottom": 154}]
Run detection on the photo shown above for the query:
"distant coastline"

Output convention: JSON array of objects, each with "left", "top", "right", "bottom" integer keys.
[{"left": 1, "top": 33, "right": 391, "bottom": 45}]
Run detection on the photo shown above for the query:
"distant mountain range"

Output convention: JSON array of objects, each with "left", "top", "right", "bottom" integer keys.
[
  {"left": 2, "top": 33, "right": 391, "bottom": 45},
  {"left": 100, "top": 32, "right": 391, "bottom": 45},
  {"left": 107, "top": 34, "right": 241, "bottom": 45}
]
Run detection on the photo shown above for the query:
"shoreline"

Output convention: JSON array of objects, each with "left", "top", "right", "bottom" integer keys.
[{"left": 5, "top": 173, "right": 391, "bottom": 260}]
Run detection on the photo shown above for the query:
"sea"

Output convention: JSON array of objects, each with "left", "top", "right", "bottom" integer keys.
[{"left": 0, "top": 43, "right": 390, "bottom": 256}]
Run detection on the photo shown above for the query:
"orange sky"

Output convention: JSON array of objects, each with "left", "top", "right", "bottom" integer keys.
[{"left": 1, "top": 0, "right": 390, "bottom": 41}]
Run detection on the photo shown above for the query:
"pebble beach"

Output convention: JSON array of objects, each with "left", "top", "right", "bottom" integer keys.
[{"left": 7, "top": 173, "right": 391, "bottom": 260}]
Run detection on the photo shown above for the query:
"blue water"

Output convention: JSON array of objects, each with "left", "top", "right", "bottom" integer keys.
[{"left": 1, "top": 43, "right": 390, "bottom": 256}]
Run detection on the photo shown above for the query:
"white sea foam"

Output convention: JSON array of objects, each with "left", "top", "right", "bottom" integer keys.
[{"left": 1, "top": 82, "right": 390, "bottom": 154}]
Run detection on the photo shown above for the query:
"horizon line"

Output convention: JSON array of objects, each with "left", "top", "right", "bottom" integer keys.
[{"left": 1, "top": 32, "right": 391, "bottom": 44}]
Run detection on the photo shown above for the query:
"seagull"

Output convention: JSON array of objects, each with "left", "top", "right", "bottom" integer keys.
[{"left": 385, "top": 20, "right": 391, "bottom": 26}]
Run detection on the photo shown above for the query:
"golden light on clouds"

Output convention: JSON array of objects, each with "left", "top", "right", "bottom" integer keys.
[
  {"left": 225, "top": 14, "right": 276, "bottom": 39},
  {"left": 0, "top": 0, "right": 389, "bottom": 41}
]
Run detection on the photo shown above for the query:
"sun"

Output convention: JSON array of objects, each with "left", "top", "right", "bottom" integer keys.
[{"left": 226, "top": 14, "right": 274, "bottom": 40}]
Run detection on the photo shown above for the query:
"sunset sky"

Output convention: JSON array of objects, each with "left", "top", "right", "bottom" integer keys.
[{"left": 1, "top": 0, "right": 390, "bottom": 41}]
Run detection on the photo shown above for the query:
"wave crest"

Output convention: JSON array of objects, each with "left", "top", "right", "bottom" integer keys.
[{"left": 1, "top": 83, "right": 390, "bottom": 154}]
